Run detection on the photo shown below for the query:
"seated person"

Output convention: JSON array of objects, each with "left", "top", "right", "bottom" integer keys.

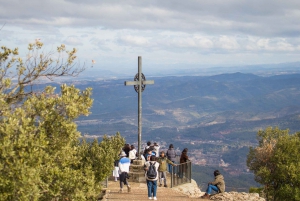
[{"left": 201, "top": 170, "right": 225, "bottom": 199}]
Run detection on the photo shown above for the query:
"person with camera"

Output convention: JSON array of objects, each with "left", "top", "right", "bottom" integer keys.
[{"left": 118, "top": 151, "right": 131, "bottom": 193}]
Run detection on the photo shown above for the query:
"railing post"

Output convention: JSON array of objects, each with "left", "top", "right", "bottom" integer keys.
[{"left": 171, "top": 165, "right": 173, "bottom": 188}]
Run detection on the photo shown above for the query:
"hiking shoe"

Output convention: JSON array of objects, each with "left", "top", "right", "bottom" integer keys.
[
  {"left": 159, "top": 184, "right": 162, "bottom": 187},
  {"left": 200, "top": 193, "right": 210, "bottom": 199},
  {"left": 164, "top": 185, "right": 168, "bottom": 187},
  {"left": 127, "top": 185, "right": 131, "bottom": 192}
]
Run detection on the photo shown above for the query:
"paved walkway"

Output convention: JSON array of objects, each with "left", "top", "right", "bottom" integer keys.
[{"left": 105, "top": 175, "right": 201, "bottom": 201}]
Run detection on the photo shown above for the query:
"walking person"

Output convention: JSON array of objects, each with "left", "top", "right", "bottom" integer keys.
[
  {"left": 157, "top": 151, "right": 176, "bottom": 187},
  {"left": 144, "top": 155, "right": 159, "bottom": 200},
  {"left": 201, "top": 170, "right": 225, "bottom": 199},
  {"left": 166, "top": 144, "right": 176, "bottom": 173},
  {"left": 118, "top": 151, "right": 131, "bottom": 193}
]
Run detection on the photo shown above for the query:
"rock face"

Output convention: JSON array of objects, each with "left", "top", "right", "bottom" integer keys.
[
  {"left": 172, "top": 179, "right": 203, "bottom": 198},
  {"left": 210, "top": 192, "right": 265, "bottom": 201},
  {"left": 171, "top": 180, "right": 265, "bottom": 201}
]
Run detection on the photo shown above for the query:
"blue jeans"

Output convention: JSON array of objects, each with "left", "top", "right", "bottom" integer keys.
[
  {"left": 206, "top": 184, "right": 219, "bottom": 195},
  {"left": 168, "top": 161, "right": 175, "bottom": 173},
  {"left": 147, "top": 180, "right": 157, "bottom": 197}
]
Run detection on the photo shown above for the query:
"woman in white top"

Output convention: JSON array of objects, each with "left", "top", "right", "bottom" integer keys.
[{"left": 129, "top": 145, "right": 137, "bottom": 163}]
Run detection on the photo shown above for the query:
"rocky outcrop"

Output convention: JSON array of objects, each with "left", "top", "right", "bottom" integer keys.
[
  {"left": 171, "top": 180, "right": 265, "bottom": 201},
  {"left": 210, "top": 192, "right": 265, "bottom": 201},
  {"left": 172, "top": 179, "right": 203, "bottom": 198}
]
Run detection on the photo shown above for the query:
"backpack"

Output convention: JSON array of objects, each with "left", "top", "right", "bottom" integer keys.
[{"left": 147, "top": 162, "right": 157, "bottom": 179}]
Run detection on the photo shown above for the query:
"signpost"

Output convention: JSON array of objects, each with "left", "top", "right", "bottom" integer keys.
[{"left": 124, "top": 56, "right": 154, "bottom": 158}]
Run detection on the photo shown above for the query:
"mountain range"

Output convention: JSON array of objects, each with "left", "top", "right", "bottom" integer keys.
[{"left": 46, "top": 71, "right": 300, "bottom": 191}]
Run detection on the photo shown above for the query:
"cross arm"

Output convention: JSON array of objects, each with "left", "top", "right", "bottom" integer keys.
[{"left": 124, "top": 80, "right": 154, "bottom": 86}]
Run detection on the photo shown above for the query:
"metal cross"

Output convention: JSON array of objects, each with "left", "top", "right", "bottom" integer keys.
[{"left": 124, "top": 56, "right": 154, "bottom": 158}]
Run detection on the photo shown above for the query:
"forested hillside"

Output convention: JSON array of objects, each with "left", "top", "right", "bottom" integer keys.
[{"left": 50, "top": 72, "right": 300, "bottom": 191}]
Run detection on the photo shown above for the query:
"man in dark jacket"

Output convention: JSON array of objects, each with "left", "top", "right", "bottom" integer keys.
[{"left": 201, "top": 170, "right": 225, "bottom": 199}]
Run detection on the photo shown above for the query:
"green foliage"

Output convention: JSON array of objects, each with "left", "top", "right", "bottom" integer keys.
[
  {"left": 247, "top": 127, "right": 300, "bottom": 201},
  {"left": 78, "top": 133, "right": 125, "bottom": 183},
  {"left": 0, "top": 43, "right": 125, "bottom": 200},
  {"left": 249, "top": 187, "right": 265, "bottom": 198}
]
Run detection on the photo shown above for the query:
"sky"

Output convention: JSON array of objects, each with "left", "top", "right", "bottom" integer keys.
[{"left": 1, "top": 0, "right": 300, "bottom": 74}]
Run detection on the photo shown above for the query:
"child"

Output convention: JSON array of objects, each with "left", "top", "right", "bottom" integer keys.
[
  {"left": 157, "top": 151, "right": 176, "bottom": 187},
  {"left": 113, "top": 159, "right": 119, "bottom": 182}
]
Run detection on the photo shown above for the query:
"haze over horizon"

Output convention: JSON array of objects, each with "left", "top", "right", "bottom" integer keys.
[{"left": 1, "top": 0, "right": 300, "bottom": 73}]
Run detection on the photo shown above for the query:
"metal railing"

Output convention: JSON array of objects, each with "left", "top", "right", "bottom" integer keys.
[{"left": 170, "top": 161, "right": 192, "bottom": 188}]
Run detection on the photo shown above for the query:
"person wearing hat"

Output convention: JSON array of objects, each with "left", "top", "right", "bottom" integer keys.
[
  {"left": 118, "top": 151, "right": 131, "bottom": 193},
  {"left": 157, "top": 151, "right": 176, "bottom": 187}
]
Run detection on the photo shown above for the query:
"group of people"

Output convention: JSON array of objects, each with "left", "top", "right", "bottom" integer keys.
[{"left": 113, "top": 142, "right": 225, "bottom": 200}]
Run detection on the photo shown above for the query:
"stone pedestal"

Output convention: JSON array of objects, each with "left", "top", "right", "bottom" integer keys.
[{"left": 128, "top": 159, "right": 146, "bottom": 183}]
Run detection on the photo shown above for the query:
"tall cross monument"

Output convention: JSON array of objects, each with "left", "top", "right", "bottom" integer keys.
[{"left": 124, "top": 56, "right": 154, "bottom": 158}]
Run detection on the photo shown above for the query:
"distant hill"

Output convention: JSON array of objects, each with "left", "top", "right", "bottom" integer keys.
[
  {"left": 39, "top": 72, "right": 300, "bottom": 191},
  {"left": 72, "top": 73, "right": 300, "bottom": 138}
]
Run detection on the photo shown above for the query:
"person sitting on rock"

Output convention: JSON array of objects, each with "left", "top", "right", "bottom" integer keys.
[{"left": 201, "top": 170, "right": 225, "bottom": 199}]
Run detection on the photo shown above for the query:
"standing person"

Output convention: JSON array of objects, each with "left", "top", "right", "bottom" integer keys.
[
  {"left": 145, "top": 148, "right": 155, "bottom": 161},
  {"left": 123, "top": 144, "right": 131, "bottom": 157},
  {"left": 129, "top": 145, "right": 137, "bottom": 163},
  {"left": 144, "top": 155, "right": 159, "bottom": 200},
  {"left": 118, "top": 151, "right": 131, "bottom": 193},
  {"left": 179, "top": 148, "right": 189, "bottom": 178},
  {"left": 201, "top": 170, "right": 225, "bottom": 199},
  {"left": 166, "top": 144, "right": 176, "bottom": 173},
  {"left": 157, "top": 151, "right": 176, "bottom": 187},
  {"left": 113, "top": 158, "right": 120, "bottom": 182},
  {"left": 153, "top": 142, "right": 160, "bottom": 157},
  {"left": 144, "top": 141, "right": 152, "bottom": 152}
]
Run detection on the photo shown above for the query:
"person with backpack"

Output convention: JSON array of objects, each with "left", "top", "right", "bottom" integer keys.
[
  {"left": 144, "top": 155, "right": 159, "bottom": 200},
  {"left": 166, "top": 144, "right": 176, "bottom": 173},
  {"left": 118, "top": 151, "right": 131, "bottom": 193},
  {"left": 157, "top": 151, "right": 176, "bottom": 187}
]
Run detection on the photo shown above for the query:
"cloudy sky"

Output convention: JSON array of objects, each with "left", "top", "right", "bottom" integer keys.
[{"left": 1, "top": 0, "right": 300, "bottom": 73}]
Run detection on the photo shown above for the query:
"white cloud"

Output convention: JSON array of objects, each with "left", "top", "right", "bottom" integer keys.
[
  {"left": 118, "top": 35, "right": 151, "bottom": 46},
  {"left": 1, "top": 0, "right": 300, "bottom": 71}
]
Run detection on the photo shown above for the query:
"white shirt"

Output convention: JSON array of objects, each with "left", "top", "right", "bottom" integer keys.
[{"left": 129, "top": 149, "right": 137, "bottom": 160}]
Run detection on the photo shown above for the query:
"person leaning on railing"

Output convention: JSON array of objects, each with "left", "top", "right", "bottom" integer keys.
[
  {"left": 166, "top": 144, "right": 176, "bottom": 173},
  {"left": 179, "top": 148, "right": 189, "bottom": 178},
  {"left": 157, "top": 151, "right": 177, "bottom": 187}
]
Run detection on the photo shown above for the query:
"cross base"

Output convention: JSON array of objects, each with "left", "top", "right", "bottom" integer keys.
[{"left": 128, "top": 159, "right": 146, "bottom": 183}]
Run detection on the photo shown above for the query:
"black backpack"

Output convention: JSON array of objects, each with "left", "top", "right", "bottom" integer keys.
[{"left": 147, "top": 162, "right": 157, "bottom": 179}]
